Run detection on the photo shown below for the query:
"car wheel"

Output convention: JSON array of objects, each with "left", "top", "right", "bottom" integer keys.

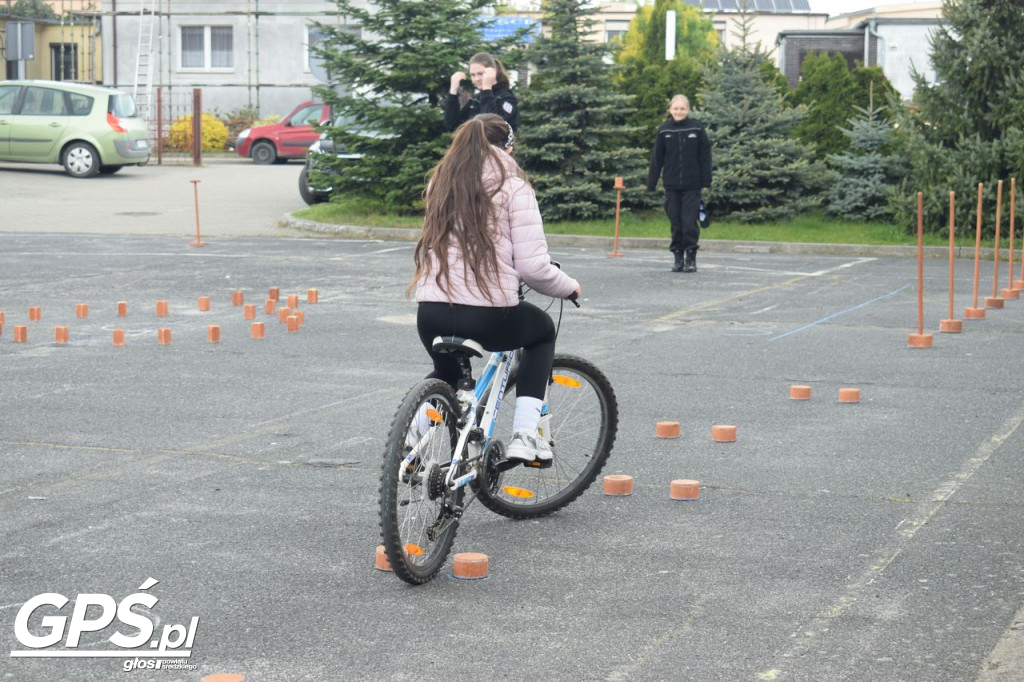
[
  {"left": 99, "top": 165, "right": 124, "bottom": 174},
  {"left": 298, "top": 167, "right": 328, "bottom": 205},
  {"left": 251, "top": 141, "right": 277, "bottom": 165},
  {"left": 63, "top": 142, "right": 100, "bottom": 178}
]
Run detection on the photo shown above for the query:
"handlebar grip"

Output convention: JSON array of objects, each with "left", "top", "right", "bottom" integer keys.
[{"left": 567, "top": 292, "right": 580, "bottom": 308}]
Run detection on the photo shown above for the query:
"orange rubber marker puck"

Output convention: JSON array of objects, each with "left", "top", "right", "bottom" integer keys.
[
  {"left": 243, "top": 303, "right": 257, "bottom": 320},
  {"left": 670, "top": 479, "right": 700, "bottom": 500},
  {"left": 156, "top": 300, "right": 169, "bottom": 317},
  {"left": 198, "top": 296, "right": 211, "bottom": 312},
  {"left": 295, "top": 310, "right": 305, "bottom": 327},
  {"left": 28, "top": 307, "right": 41, "bottom": 321},
  {"left": 0, "top": 311, "right": 5, "bottom": 325},
  {"left": 964, "top": 307, "right": 985, "bottom": 319},
  {"left": 908, "top": 333, "right": 933, "bottom": 348},
  {"left": 789, "top": 385, "right": 811, "bottom": 400},
  {"left": 268, "top": 286, "right": 280, "bottom": 301},
  {"left": 14, "top": 325, "right": 28, "bottom": 342},
  {"left": 264, "top": 298, "right": 276, "bottom": 315},
  {"left": 1002, "top": 288, "right": 1020, "bottom": 300},
  {"left": 939, "top": 319, "right": 962, "bottom": 333},
  {"left": 232, "top": 290, "right": 244, "bottom": 306},
  {"left": 207, "top": 325, "right": 221, "bottom": 343},
  {"left": 75, "top": 303, "right": 89, "bottom": 318},
  {"left": 54, "top": 326, "right": 69, "bottom": 344},
  {"left": 277, "top": 307, "right": 292, "bottom": 323},
  {"left": 984, "top": 296, "right": 1005, "bottom": 309},
  {"left": 251, "top": 322, "right": 265, "bottom": 339},
  {"left": 113, "top": 329, "right": 126, "bottom": 346},
  {"left": 656, "top": 421, "right": 680, "bottom": 439},
  {"left": 286, "top": 315, "right": 300, "bottom": 333},
  {"left": 117, "top": 301, "right": 128, "bottom": 317},
  {"left": 711, "top": 425, "right": 737, "bottom": 442},
  {"left": 838, "top": 387, "right": 861, "bottom": 403},
  {"left": 603, "top": 474, "right": 634, "bottom": 496},
  {"left": 1013, "top": 279, "right": 1024, "bottom": 291},
  {"left": 287, "top": 294, "right": 299, "bottom": 308},
  {"left": 452, "top": 552, "right": 489, "bottom": 580},
  {"left": 375, "top": 545, "right": 393, "bottom": 572},
  {"left": 157, "top": 328, "right": 172, "bottom": 345},
  {"left": 307, "top": 288, "right": 319, "bottom": 303}
]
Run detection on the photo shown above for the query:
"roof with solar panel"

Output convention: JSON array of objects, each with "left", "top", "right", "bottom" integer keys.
[{"left": 681, "top": 0, "right": 814, "bottom": 11}]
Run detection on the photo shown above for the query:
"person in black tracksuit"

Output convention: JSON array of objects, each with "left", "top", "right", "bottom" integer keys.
[
  {"left": 444, "top": 52, "right": 519, "bottom": 134},
  {"left": 646, "top": 94, "right": 712, "bottom": 272}
]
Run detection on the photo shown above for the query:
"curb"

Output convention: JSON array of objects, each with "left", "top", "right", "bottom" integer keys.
[{"left": 281, "top": 215, "right": 1004, "bottom": 260}]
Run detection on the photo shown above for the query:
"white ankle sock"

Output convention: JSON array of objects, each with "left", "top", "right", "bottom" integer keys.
[
  {"left": 414, "top": 403, "right": 432, "bottom": 435},
  {"left": 513, "top": 396, "right": 543, "bottom": 435}
]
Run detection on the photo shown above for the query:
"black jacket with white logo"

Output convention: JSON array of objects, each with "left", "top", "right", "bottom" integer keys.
[
  {"left": 646, "top": 117, "right": 712, "bottom": 192},
  {"left": 444, "top": 84, "right": 519, "bottom": 133}
]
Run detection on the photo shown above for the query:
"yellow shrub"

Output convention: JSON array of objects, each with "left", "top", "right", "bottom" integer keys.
[{"left": 166, "top": 112, "right": 230, "bottom": 152}]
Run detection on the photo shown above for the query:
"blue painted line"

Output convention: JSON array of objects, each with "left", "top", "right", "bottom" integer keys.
[{"left": 768, "top": 285, "right": 911, "bottom": 342}]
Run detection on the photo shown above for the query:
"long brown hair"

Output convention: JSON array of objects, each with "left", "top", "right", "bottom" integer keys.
[{"left": 410, "top": 114, "right": 518, "bottom": 302}]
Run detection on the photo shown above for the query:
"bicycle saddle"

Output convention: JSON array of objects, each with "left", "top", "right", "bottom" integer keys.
[{"left": 431, "top": 336, "right": 485, "bottom": 358}]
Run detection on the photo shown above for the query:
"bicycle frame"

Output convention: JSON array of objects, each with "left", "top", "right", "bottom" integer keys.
[{"left": 398, "top": 348, "right": 519, "bottom": 494}]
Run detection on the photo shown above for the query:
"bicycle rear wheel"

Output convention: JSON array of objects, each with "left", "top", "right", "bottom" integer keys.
[
  {"left": 477, "top": 354, "right": 617, "bottom": 519},
  {"left": 379, "top": 379, "right": 461, "bottom": 585}
]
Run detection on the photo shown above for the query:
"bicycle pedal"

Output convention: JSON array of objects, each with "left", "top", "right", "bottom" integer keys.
[
  {"left": 493, "top": 458, "right": 522, "bottom": 473},
  {"left": 523, "top": 459, "right": 552, "bottom": 469}
]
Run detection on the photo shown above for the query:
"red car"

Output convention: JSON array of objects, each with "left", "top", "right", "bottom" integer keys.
[{"left": 234, "top": 101, "right": 330, "bottom": 164}]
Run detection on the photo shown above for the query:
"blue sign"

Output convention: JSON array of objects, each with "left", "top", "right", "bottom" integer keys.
[{"left": 481, "top": 17, "right": 540, "bottom": 44}]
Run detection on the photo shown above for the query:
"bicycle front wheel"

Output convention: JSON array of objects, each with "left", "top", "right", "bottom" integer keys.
[
  {"left": 478, "top": 354, "right": 618, "bottom": 519},
  {"left": 379, "top": 379, "right": 461, "bottom": 585}
]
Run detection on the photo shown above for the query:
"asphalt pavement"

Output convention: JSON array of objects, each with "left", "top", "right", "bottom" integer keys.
[{"left": 1, "top": 158, "right": 1023, "bottom": 682}]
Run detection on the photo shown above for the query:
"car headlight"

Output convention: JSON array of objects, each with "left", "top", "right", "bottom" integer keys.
[
  {"left": 237, "top": 128, "right": 250, "bottom": 139},
  {"left": 308, "top": 140, "right": 321, "bottom": 153}
]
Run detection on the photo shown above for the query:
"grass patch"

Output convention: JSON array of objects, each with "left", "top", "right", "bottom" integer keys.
[{"left": 295, "top": 200, "right": 975, "bottom": 247}]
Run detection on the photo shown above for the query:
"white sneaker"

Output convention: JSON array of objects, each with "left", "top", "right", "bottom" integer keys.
[{"left": 506, "top": 432, "right": 553, "bottom": 463}]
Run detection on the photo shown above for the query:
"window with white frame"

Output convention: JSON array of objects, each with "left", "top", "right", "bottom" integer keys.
[
  {"left": 180, "top": 26, "right": 234, "bottom": 70},
  {"left": 604, "top": 20, "right": 629, "bottom": 44}
]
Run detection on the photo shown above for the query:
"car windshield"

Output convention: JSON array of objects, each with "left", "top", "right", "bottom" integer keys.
[{"left": 109, "top": 93, "right": 139, "bottom": 118}]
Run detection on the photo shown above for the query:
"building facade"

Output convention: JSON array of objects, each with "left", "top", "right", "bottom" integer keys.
[
  {"left": 777, "top": 2, "right": 942, "bottom": 99},
  {"left": 2, "top": 1, "right": 102, "bottom": 82}
]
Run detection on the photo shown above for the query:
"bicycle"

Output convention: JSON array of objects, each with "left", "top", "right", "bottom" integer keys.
[{"left": 378, "top": 291, "right": 618, "bottom": 585}]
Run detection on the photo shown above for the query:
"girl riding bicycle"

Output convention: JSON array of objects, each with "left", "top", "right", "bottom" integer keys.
[{"left": 410, "top": 113, "right": 581, "bottom": 464}]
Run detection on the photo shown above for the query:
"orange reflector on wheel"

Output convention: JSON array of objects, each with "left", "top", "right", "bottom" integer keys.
[
  {"left": 404, "top": 543, "right": 424, "bottom": 556},
  {"left": 425, "top": 408, "right": 444, "bottom": 423},
  {"left": 501, "top": 486, "right": 535, "bottom": 498},
  {"left": 552, "top": 375, "right": 581, "bottom": 388}
]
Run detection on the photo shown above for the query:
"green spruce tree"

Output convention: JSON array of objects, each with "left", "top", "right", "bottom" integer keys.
[
  {"left": 699, "top": 12, "right": 821, "bottom": 222},
  {"left": 826, "top": 101, "right": 905, "bottom": 221},
  {"left": 788, "top": 53, "right": 860, "bottom": 160},
  {"left": 787, "top": 56, "right": 897, "bottom": 162},
  {"left": 310, "top": 0, "right": 528, "bottom": 210},
  {"left": 516, "top": 0, "right": 646, "bottom": 221},
  {"left": 892, "top": 0, "right": 1024, "bottom": 235}
]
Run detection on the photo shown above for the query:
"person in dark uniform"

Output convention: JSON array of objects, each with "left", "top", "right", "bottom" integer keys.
[
  {"left": 444, "top": 52, "right": 519, "bottom": 134},
  {"left": 646, "top": 95, "right": 712, "bottom": 273}
]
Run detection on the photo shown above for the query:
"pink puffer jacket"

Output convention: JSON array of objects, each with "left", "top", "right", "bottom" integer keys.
[{"left": 415, "top": 148, "right": 576, "bottom": 308}]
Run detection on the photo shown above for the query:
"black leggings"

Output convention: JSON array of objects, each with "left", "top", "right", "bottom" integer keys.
[{"left": 417, "top": 302, "right": 556, "bottom": 400}]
